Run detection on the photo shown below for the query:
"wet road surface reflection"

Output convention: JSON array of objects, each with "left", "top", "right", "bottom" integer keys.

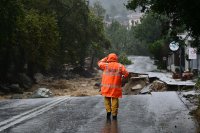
[
  {"left": 0, "top": 94, "right": 197, "bottom": 132},
  {"left": 101, "top": 119, "right": 120, "bottom": 133}
]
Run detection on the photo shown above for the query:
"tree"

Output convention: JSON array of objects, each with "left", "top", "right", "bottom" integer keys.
[
  {"left": 149, "top": 40, "right": 164, "bottom": 60},
  {"left": 0, "top": 0, "right": 24, "bottom": 80},
  {"left": 0, "top": 0, "right": 59, "bottom": 79},
  {"left": 49, "top": 0, "right": 109, "bottom": 68},
  {"left": 126, "top": 0, "right": 200, "bottom": 45},
  {"left": 90, "top": 1, "right": 106, "bottom": 19},
  {"left": 17, "top": 9, "right": 59, "bottom": 76},
  {"left": 23, "top": 0, "right": 110, "bottom": 70},
  {"left": 50, "top": 0, "right": 90, "bottom": 67},
  {"left": 133, "top": 13, "right": 168, "bottom": 44},
  {"left": 130, "top": 13, "right": 169, "bottom": 56},
  {"left": 89, "top": 2, "right": 110, "bottom": 69},
  {"left": 105, "top": 21, "right": 129, "bottom": 54},
  {"left": 0, "top": 0, "right": 111, "bottom": 83}
]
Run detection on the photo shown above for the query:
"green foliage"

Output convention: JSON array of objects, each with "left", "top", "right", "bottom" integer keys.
[
  {"left": 149, "top": 39, "right": 164, "bottom": 60},
  {"left": 0, "top": 0, "right": 24, "bottom": 42},
  {"left": 17, "top": 9, "right": 59, "bottom": 75},
  {"left": 90, "top": 1, "right": 106, "bottom": 19},
  {"left": 104, "top": 13, "right": 168, "bottom": 57},
  {"left": 118, "top": 53, "right": 132, "bottom": 65},
  {"left": 88, "top": 11, "right": 111, "bottom": 52},
  {"left": 195, "top": 77, "right": 200, "bottom": 89},
  {"left": 0, "top": 0, "right": 110, "bottom": 80},
  {"left": 50, "top": 0, "right": 89, "bottom": 66},
  {"left": 87, "top": 8, "right": 111, "bottom": 69},
  {"left": 105, "top": 21, "right": 130, "bottom": 54},
  {"left": 0, "top": 0, "right": 60, "bottom": 77},
  {"left": 49, "top": 0, "right": 110, "bottom": 67},
  {"left": 0, "top": 0, "right": 24, "bottom": 78},
  {"left": 126, "top": 0, "right": 200, "bottom": 46},
  {"left": 155, "top": 60, "right": 165, "bottom": 70},
  {"left": 133, "top": 13, "right": 168, "bottom": 44},
  {"left": 129, "top": 12, "right": 169, "bottom": 56}
]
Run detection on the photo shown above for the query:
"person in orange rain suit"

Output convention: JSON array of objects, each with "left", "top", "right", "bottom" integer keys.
[{"left": 98, "top": 53, "right": 129, "bottom": 120}]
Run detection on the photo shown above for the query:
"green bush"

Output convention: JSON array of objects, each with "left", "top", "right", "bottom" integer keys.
[
  {"left": 118, "top": 53, "right": 132, "bottom": 65},
  {"left": 195, "top": 77, "right": 200, "bottom": 89},
  {"left": 154, "top": 60, "right": 165, "bottom": 70}
]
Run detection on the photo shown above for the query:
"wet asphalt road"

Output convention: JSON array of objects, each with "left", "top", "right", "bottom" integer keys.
[
  {"left": 126, "top": 56, "right": 157, "bottom": 73},
  {"left": 0, "top": 92, "right": 197, "bottom": 133}
]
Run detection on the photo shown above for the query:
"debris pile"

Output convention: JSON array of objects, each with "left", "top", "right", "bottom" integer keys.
[
  {"left": 149, "top": 80, "right": 167, "bottom": 92},
  {"left": 123, "top": 73, "right": 168, "bottom": 95},
  {"left": 123, "top": 74, "right": 149, "bottom": 95}
]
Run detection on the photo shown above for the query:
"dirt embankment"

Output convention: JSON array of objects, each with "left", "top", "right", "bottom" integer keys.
[
  {"left": 0, "top": 72, "right": 102, "bottom": 99},
  {"left": 32, "top": 76, "right": 101, "bottom": 97}
]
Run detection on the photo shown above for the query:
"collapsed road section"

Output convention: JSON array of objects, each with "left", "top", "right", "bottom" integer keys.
[{"left": 123, "top": 72, "right": 196, "bottom": 95}]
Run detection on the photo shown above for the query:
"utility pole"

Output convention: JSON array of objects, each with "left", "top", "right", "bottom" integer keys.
[
  {"left": 179, "top": 46, "right": 182, "bottom": 79},
  {"left": 197, "top": 55, "right": 198, "bottom": 77}
]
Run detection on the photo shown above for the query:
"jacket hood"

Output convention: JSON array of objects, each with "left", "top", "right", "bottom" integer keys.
[{"left": 107, "top": 53, "right": 118, "bottom": 62}]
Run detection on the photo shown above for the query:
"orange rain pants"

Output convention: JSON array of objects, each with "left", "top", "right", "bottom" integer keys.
[{"left": 104, "top": 97, "right": 119, "bottom": 116}]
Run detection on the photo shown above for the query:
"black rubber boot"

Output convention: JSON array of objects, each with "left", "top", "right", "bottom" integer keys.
[
  {"left": 107, "top": 112, "right": 111, "bottom": 119},
  {"left": 112, "top": 115, "right": 117, "bottom": 120}
]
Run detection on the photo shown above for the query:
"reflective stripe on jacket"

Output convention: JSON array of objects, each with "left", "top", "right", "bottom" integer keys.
[{"left": 98, "top": 56, "right": 129, "bottom": 98}]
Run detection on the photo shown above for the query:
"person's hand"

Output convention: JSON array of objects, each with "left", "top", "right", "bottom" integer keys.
[
  {"left": 102, "top": 57, "right": 108, "bottom": 62},
  {"left": 122, "top": 76, "right": 128, "bottom": 87}
]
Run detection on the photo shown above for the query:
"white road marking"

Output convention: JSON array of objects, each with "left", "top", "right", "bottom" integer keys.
[{"left": 0, "top": 96, "right": 70, "bottom": 132}]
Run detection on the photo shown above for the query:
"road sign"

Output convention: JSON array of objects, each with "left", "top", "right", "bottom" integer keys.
[
  {"left": 169, "top": 41, "right": 179, "bottom": 51},
  {"left": 188, "top": 48, "right": 197, "bottom": 59}
]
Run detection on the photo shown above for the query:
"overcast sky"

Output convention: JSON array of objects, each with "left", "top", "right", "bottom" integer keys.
[{"left": 89, "top": 0, "right": 137, "bottom": 17}]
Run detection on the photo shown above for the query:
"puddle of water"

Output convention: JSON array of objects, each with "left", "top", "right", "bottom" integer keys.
[{"left": 100, "top": 119, "right": 120, "bottom": 133}]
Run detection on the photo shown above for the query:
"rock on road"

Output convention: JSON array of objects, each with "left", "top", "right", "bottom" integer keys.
[{"left": 0, "top": 92, "right": 198, "bottom": 133}]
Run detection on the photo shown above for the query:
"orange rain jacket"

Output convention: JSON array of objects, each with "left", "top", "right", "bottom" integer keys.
[{"left": 98, "top": 53, "right": 129, "bottom": 98}]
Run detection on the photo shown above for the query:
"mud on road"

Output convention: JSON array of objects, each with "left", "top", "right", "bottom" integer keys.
[{"left": 0, "top": 75, "right": 102, "bottom": 99}]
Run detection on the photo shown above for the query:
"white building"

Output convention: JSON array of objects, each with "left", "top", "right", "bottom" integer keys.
[
  {"left": 127, "top": 12, "right": 143, "bottom": 28},
  {"left": 167, "top": 32, "right": 199, "bottom": 75}
]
